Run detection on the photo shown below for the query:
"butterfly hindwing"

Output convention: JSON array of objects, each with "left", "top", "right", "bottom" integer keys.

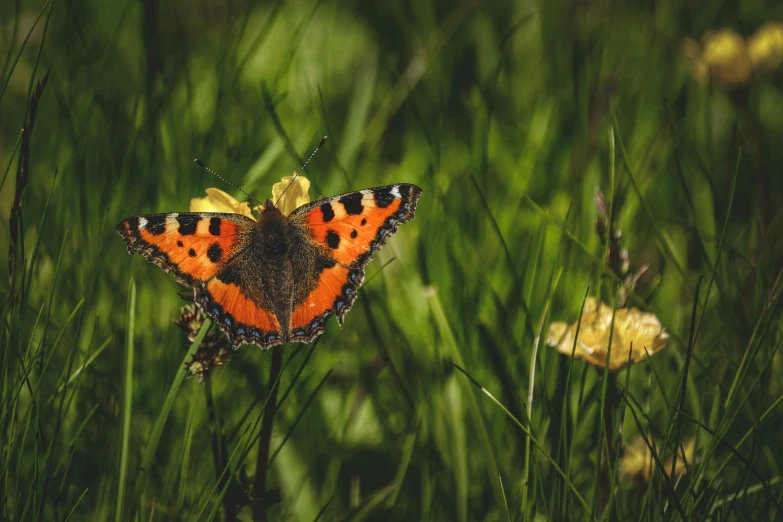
[
  {"left": 198, "top": 260, "right": 285, "bottom": 349},
  {"left": 287, "top": 184, "right": 422, "bottom": 336},
  {"left": 116, "top": 212, "right": 254, "bottom": 285},
  {"left": 288, "top": 254, "right": 366, "bottom": 342}
]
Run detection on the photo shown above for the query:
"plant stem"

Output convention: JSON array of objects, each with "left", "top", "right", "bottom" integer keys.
[{"left": 253, "top": 346, "right": 284, "bottom": 522}]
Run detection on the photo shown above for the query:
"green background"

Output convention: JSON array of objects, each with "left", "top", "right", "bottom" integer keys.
[{"left": 2, "top": 0, "right": 783, "bottom": 520}]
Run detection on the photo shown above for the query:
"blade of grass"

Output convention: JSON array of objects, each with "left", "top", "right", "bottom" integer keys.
[
  {"left": 47, "top": 335, "right": 112, "bottom": 404},
  {"left": 709, "top": 477, "right": 782, "bottom": 516},
  {"left": 0, "top": 129, "right": 22, "bottom": 192},
  {"left": 623, "top": 394, "right": 687, "bottom": 520},
  {"left": 0, "top": 0, "right": 52, "bottom": 103},
  {"left": 62, "top": 488, "right": 89, "bottom": 522},
  {"left": 196, "top": 346, "right": 303, "bottom": 520},
  {"left": 611, "top": 112, "right": 693, "bottom": 296},
  {"left": 470, "top": 174, "right": 534, "bottom": 337},
  {"left": 336, "top": 483, "right": 397, "bottom": 522},
  {"left": 176, "top": 392, "right": 198, "bottom": 511},
  {"left": 384, "top": 431, "right": 416, "bottom": 508},
  {"left": 261, "top": 83, "right": 306, "bottom": 169},
  {"left": 452, "top": 363, "right": 595, "bottom": 519},
  {"left": 428, "top": 292, "right": 505, "bottom": 516},
  {"left": 24, "top": 167, "right": 58, "bottom": 296},
  {"left": 499, "top": 474, "right": 512, "bottom": 522},
  {"left": 253, "top": 345, "right": 285, "bottom": 521},
  {"left": 269, "top": 369, "right": 332, "bottom": 466},
  {"left": 133, "top": 318, "right": 212, "bottom": 511},
  {"left": 114, "top": 278, "right": 136, "bottom": 522},
  {"left": 723, "top": 267, "right": 783, "bottom": 412}
]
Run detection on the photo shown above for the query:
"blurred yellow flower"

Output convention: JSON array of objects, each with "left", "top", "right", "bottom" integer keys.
[
  {"left": 546, "top": 297, "right": 669, "bottom": 371},
  {"left": 702, "top": 29, "right": 752, "bottom": 86},
  {"left": 620, "top": 435, "right": 698, "bottom": 482},
  {"left": 681, "top": 23, "right": 783, "bottom": 87},
  {"left": 189, "top": 174, "right": 311, "bottom": 219},
  {"left": 747, "top": 22, "right": 783, "bottom": 74}
]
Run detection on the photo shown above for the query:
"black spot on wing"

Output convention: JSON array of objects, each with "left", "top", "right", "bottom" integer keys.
[
  {"left": 177, "top": 240, "right": 184, "bottom": 247},
  {"left": 320, "top": 203, "right": 335, "bottom": 222},
  {"left": 340, "top": 193, "right": 364, "bottom": 215},
  {"left": 350, "top": 230, "right": 358, "bottom": 239},
  {"left": 207, "top": 243, "right": 222, "bottom": 262},
  {"left": 146, "top": 216, "right": 167, "bottom": 235},
  {"left": 209, "top": 217, "right": 222, "bottom": 236},
  {"left": 360, "top": 218, "right": 367, "bottom": 226},
  {"left": 373, "top": 187, "right": 395, "bottom": 208},
  {"left": 188, "top": 248, "right": 197, "bottom": 257},
  {"left": 326, "top": 230, "right": 340, "bottom": 249},
  {"left": 176, "top": 215, "right": 199, "bottom": 235}
]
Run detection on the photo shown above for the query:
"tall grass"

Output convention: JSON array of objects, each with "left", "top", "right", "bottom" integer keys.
[{"left": 1, "top": 0, "right": 782, "bottom": 520}]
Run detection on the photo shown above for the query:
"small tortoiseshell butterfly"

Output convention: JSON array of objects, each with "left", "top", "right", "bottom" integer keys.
[{"left": 116, "top": 183, "right": 422, "bottom": 349}]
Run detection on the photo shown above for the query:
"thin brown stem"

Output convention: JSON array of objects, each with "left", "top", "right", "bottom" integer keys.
[{"left": 253, "top": 346, "right": 284, "bottom": 522}]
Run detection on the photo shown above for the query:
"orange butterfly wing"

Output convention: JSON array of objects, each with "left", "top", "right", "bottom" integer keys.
[
  {"left": 287, "top": 184, "right": 422, "bottom": 340},
  {"left": 116, "top": 212, "right": 284, "bottom": 348}
]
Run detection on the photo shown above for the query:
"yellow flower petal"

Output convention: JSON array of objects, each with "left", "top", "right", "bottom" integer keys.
[
  {"left": 620, "top": 435, "right": 654, "bottom": 481},
  {"left": 189, "top": 188, "right": 255, "bottom": 220},
  {"left": 702, "top": 29, "right": 752, "bottom": 86},
  {"left": 270, "top": 174, "right": 311, "bottom": 217},
  {"left": 620, "top": 435, "right": 698, "bottom": 482},
  {"left": 748, "top": 22, "right": 783, "bottom": 74},
  {"left": 546, "top": 297, "right": 669, "bottom": 371}
]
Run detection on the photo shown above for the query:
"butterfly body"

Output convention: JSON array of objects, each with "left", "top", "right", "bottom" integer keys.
[{"left": 117, "top": 184, "right": 422, "bottom": 349}]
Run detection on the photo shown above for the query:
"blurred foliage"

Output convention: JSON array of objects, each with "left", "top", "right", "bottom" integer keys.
[{"left": 2, "top": 0, "right": 783, "bottom": 520}]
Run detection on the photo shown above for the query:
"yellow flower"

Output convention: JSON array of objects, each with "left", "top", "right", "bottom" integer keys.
[
  {"left": 747, "top": 22, "right": 783, "bottom": 74},
  {"left": 620, "top": 435, "right": 698, "bottom": 482},
  {"left": 265, "top": 173, "right": 311, "bottom": 217},
  {"left": 701, "top": 29, "right": 752, "bottom": 86},
  {"left": 619, "top": 435, "right": 655, "bottom": 481},
  {"left": 189, "top": 174, "right": 311, "bottom": 219},
  {"left": 189, "top": 187, "right": 255, "bottom": 218},
  {"left": 681, "top": 24, "right": 783, "bottom": 87},
  {"left": 546, "top": 297, "right": 669, "bottom": 371}
]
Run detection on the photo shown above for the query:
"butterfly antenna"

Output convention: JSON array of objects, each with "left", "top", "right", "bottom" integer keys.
[
  {"left": 193, "top": 159, "right": 263, "bottom": 207},
  {"left": 273, "top": 136, "right": 327, "bottom": 208}
]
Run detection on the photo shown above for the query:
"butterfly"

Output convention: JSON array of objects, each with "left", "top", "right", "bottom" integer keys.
[{"left": 116, "top": 184, "right": 422, "bottom": 349}]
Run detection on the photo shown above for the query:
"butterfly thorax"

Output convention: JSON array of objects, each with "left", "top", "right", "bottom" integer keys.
[{"left": 255, "top": 204, "right": 289, "bottom": 259}]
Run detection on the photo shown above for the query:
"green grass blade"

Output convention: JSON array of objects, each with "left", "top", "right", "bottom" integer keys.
[
  {"left": 453, "top": 363, "right": 595, "bottom": 519},
  {"left": 114, "top": 278, "right": 136, "bottom": 522},
  {"left": 133, "top": 318, "right": 212, "bottom": 509},
  {"left": 0, "top": 0, "right": 51, "bottom": 103},
  {"left": 269, "top": 369, "right": 332, "bottom": 466}
]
